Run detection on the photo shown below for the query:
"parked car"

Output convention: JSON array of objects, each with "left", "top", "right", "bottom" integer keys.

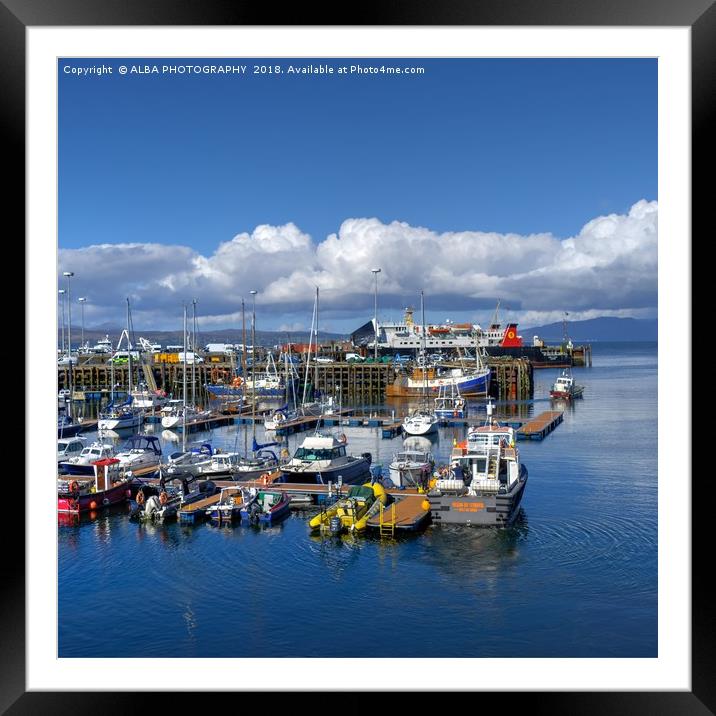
[
  {"left": 345, "top": 352, "right": 365, "bottom": 363},
  {"left": 316, "top": 356, "right": 334, "bottom": 364}
]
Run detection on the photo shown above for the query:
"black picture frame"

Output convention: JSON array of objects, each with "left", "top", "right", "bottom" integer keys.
[{"left": 6, "top": 1, "right": 706, "bottom": 712}]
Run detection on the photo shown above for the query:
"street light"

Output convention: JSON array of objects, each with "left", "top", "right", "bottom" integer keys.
[
  {"left": 78, "top": 297, "right": 87, "bottom": 351},
  {"left": 58, "top": 289, "right": 66, "bottom": 357},
  {"left": 63, "top": 272, "right": 74, "bottom": 397},
  {"left": 371, "top": 268, "right": 381, "bottom": 361}
]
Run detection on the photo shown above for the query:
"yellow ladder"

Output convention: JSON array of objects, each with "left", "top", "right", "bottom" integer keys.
[
  {"left": 142, "top": 362, "right": 158, "bottom": 391},
  {"left": 379, "top": 502, "right": 396, "bottom": 538}
]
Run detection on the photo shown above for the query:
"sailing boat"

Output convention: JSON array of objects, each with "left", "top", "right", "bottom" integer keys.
[
  {"left": 402, "top": 290, "right": 439, "bottom": 436},
  {"left": 264, "top": 345, "right": 300, "bottom": 431},
  {"left": 97, "top": 298, "right": 144, "bottom": 431},
  {"left": 161, "top": 302, "right": 212, "bottom": 429}
]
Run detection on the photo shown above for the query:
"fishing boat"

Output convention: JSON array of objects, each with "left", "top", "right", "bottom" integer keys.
[
  {"left": 434, "top": 382, "right": 468, "bottom": 419},
  {"left": 59, "top": 440, "right": 117, "bottom": 476},
  {"left": 57, "top": 458, "right": 135, "bottom": 514},
  {"left": 427, "top": 401, "right": 528, "bottom": 526},
  {"left": 57, "top": 436, "right": 86, "bottom": 465},
  {"left": 388, "top": 447, "right": 434, "bottom": 488},
  {"left": 206, "top": 486, "right": 245, "bottom": 523},
  {"left": 114, "top": 434, "right": 163, "bottom": 472},
  {"left": 308, "top": 482, "right": 387, "bottom": 534},
  {"left": 549, "top": 368, "right": 585, "bottom": 400},
  {"left": 240, "top": 487, "right": 291, "bottom": 525},
  {"left": 402, "top": 291, "right": 439, "bottom": 436},
  {"left": 279, "top": 433, "right": 372, "bottom": 485}
]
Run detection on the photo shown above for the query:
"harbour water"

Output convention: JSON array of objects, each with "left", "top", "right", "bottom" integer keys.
[{"left": 58, "top": 342, "right": 657, "bottom": 658}]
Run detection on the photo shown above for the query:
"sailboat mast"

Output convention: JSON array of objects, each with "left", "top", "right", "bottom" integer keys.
[
  {"left": 192, "top": 299, "right": 197, "bottom": 407},
  {"left": 421, "top": 289, "right": 427, "bottom": 402},
  {"left": 182, "top": 303, "right": 187, "bottom": 453},
  {"left": 250, "top": 290, "right": 257, "bottom": 442},
  {"left": 242, "top": 298, "right": 247, "bottom": 456},
  {"left": 126, "top": 298, "right": 133, "bottom": 396},
  {"left": 302, "top": 293, "right": 316, "bottom": 406},
  {"left": 314, "top": 286, "right": 319, "bottom": 401}
]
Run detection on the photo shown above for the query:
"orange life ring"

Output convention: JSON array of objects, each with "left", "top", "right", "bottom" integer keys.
[
  {"left": 69, "top": 480, "right": 79, "bottom": 493},
  {"left": 159, "top": 491, "right": 169, "bottom": 505},
  {"left": 231, "top": 376, "right": 243, "bottom": 388},
  {"left": 136, "top": 490, "right": 145, "bottom": 505}
]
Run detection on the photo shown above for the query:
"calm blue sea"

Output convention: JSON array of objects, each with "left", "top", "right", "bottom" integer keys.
[{"left": 58, "top": 342, "right": 657, "bottom": 658}]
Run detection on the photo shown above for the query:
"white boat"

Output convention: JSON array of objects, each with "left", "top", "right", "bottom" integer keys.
[
  {"left": 88, "top": 334, "right": 113, "bottom": 354},
  {"left": 160, "top": 404, "right": 212, "bottom": 429},
  {"left": 279, "top": 433, "right": 371, "bottom": 485},
  {"left": 402, "top": 408, "right": 439, "bottom": 436},
  {"left": 57, "top": 436, "right": 86, "bottom": 465},
  {"left": 59, "top": 440, "right": 117, "bottom": 475},
  {"left": 131, "top": 383, "right": 169, "bottom": 409},
  {"left": 402, "top": 291, "right": 440, "bottom": 436},
  {"left": 163, "top": 442, "right": 215, "bottom": 477},
  {"left": 388, "top": 447, "right": 434, "bottom": 488},
  {"left": 97, "top": 398, "right": 144, "bottom": 431},
  {"left": 426, "top": 400, "right": 528, "bottom": 526},
  {"left": 114, "top": 434, "right": 163, "bottom": 472}
]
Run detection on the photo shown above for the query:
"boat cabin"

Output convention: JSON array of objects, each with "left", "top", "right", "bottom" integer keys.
[
  {"left": 291, "top": 435, "right": 347, "bottom": 463},
  {"left": 120, "top": 434, "right": 162, "bottom": 455}
]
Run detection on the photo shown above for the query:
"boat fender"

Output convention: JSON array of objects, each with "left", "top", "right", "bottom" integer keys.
[
  {"left": 339, "top": 433, "right": 347, "bottom": 443},
  {"left": 159, "top": 491, "right": 169, "bottom": 505},
  {"left": 89, "top": 500, "right": 97, "bottom": 510},
  {"left": 136, "top": 489, "right": 145, "bottom": 506},
  {"left": 260, "top": 473, "right": 270, "bottom": 485},
  {"left": 69, "top": 480, "right": 79, "bottom": 494}
]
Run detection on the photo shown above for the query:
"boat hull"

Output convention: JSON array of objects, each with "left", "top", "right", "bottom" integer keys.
[
  {"left": 58, "top": 481, "right": 133, "bottom": 513},
  {"left": 386, "top": 370, "right": 490, "bottom": 397},
  {"left": 279, "top": 459, "right": 370, "bottom": 485},
  {"left": 98, "top": 416, "right": 143, "bottom": 431},
  {"left": 427, "top": 465, "right": 528, "bottom": 527}
]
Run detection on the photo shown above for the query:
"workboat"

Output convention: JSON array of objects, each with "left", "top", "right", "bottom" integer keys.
[
  {"left": 59, "top": 440, "right": 117, "bottom": 476},
  {"left": 58, "top": 458, "right": 135, "bottom": 514},
  {"left": 549, "top": 368, "right": 585, "bottom": 400},
  {"left": 97, "top": 397, "right": 144, "bottom": 431},
  {"left": 240, "top": 487, "right": 291, "bottom": 525},
  {"left": 388, "top": 448, "right": 435, "bottom": 488},
  {"left": 57, "top": 436, "right": 86, "bottom": 465},
  {"left": 427, "top": 401, "right": 528, "bottom": 527},
  {"left": 114, "top": 434, "right": 162, "bottom": 472},
  {"left": 279, "top": 433, "right": 372, "bottom": 485},
  {"left": 309, "top": 482, "right": 387, "bottom": 534}
]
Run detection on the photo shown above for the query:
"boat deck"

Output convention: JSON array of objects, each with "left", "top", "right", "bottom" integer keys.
[{"left": 177, "top": 493, "right": 224, "bottom": 514}]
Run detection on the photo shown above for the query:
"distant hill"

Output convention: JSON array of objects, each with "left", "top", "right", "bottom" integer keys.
[
  {"left": 523, "top": 317, "right": 657, "bottom": 343},
  {"left": 63, "top": 327, "right": 347, "bottom": 349}
]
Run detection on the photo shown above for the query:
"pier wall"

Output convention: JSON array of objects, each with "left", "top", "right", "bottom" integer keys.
[{"left": 58, "top": 358, "right": 533, "bottom": 402}]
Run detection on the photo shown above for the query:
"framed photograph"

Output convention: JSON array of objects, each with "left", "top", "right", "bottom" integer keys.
[{"left": 11, "top": 0, "right": 705, "bottom": 711}]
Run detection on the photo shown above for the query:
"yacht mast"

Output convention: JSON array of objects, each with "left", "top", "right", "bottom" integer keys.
[
  {"left": 314, "top": 286, "right": 319, "bottom": 402},
  {"left": 242, "top": 298, "right": 247, "bottom": 457},
  {"left": 250, "top": 290, "right": 257, "bottom": 443},
  {"left": 182, "top": 303, "right": 187, "bottom": 453},
  {"left": 191, "top": 299, "right": 197, "bottom": 407},
  {"left": 126, "top": 298, "right": 133, "bottom": 397},
  {"left": 421, "top": 289, "right": 427, "bottom": 406}
]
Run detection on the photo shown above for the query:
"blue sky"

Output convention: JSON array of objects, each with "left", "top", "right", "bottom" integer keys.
[{"left": 58, "top": 58, "right": 657, "bottom": 332}]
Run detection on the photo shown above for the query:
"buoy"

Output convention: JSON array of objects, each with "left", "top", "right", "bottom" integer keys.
[
  {"left": 89, "top": 500, "right": 98, "bottom": 510},
  {"left": 421, "top": 499, "right": 431, "bottom": 511}
]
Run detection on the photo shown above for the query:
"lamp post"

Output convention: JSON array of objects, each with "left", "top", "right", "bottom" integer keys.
[
  {"left": 78, "top": 297, "right": 86, "bottom": 352},
  {"left": 371, "top": 268, "right": 381, "bottom": 361},
  {"left": 63, "top": 271, "right": 75, "bottom": 408},
  {"left": 58, "top": 289, "right": 66, "bottom": 357}
]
